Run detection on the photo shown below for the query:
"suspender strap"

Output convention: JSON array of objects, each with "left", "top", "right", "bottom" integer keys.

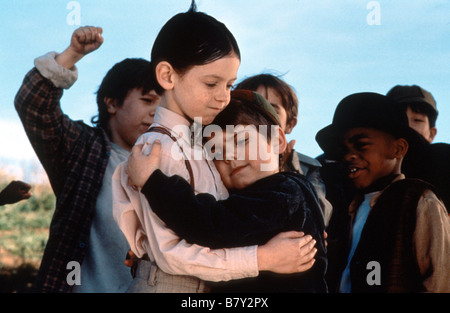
[{"left": 146, "top": 126, "right": 195, "bottom": 189}]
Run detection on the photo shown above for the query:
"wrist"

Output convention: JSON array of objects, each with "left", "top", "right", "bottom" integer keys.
[
  {"left": 256, "top": 245, "right": 269, "bottom": 272},
  {"left": 55, "top": 47, "right": 84, "bottom": 69}
]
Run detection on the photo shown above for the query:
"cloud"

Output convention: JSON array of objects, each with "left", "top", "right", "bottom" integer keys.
[{"left": 0, "top": 119, "right": 37, "bottom": 161}]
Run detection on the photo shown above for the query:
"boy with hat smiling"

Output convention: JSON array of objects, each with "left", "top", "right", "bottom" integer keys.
[{"left": 316, "top": 92, "right": 449, "bottom": 293}]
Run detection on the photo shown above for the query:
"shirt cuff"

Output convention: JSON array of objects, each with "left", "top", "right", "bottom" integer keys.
[
  {"left": 34, "top": 51, "right": 78, "bottom": 89},
  {"left": 226, "top": 245, "right": 259, "bottom": 279}
]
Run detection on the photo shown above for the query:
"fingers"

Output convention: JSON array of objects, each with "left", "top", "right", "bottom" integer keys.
[
  {"left": 287, "top": 139, "right": 296, "bottom": 151},
  {"left": 294, "top": 236, "right": 317, "bottom": 272},
  {"left": 130, "top": 144, "right": 144, "bottom": 157},
  {"left": 21, "top": 190, "right": 32, "bottom": 200},
  {"left": 276, "top": 230, "right": 305, "bottom": 239},
  {"left": 296, "top": 258, "right": 316, "bottom": 272},
  {"left": 299, "top": 241, "right": 317, "bottom": 259},
  {"left": 149, "top": 140, "right": 161, "bottom": 154},
  {"left": 298, "top": 234, "right": 315, "bottom": 249},
  {"left": 75, "top": 26, "right": 103, "bottom": 44},
  {"left": 148, "top": 140, "right": 162, "bottom": 161}
]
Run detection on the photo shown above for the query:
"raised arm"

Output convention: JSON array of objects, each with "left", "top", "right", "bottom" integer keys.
[
  {"left": 14, "top": 26, "right": 104, "bottom": 194},
  {"left": 56, "top": 26, "right": 103, "bottom": 69}
]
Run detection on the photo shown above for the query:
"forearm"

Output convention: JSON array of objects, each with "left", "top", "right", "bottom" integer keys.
[
  {"left": 142, "top": 170, "right": 297, "bottom": 248},
  {"left": 143, "top": 201, "right": 259, "bottom": 282},
  {"left": 150, "top": 233, "right": 259, "bottom": 282},
  {"left": 55, "top": 47, "right": 84, "bottom": 70}
]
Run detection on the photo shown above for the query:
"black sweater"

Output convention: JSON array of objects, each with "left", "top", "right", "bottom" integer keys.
[{"left": 141, "top": 170, "right": 328, "bottom": 293}]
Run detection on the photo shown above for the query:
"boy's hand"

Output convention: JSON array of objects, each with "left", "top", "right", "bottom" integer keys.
[
  {"left": 280, "top": 139, "right": 295, "bottom": 169},
  {"left": 257, "top": 231, "right": 317, "bottom": 273},
  {"left": 69, "top": 26, "right": 104, "bottom": 56},
  {"left": 127, "top": 140, "right": 162, "bottom": 189},
  {"left": 56, "top": 26, "right": 104, "bottom": 69},
  {"left": 0, "top": 180, "right": 32, "bottom": 206}
]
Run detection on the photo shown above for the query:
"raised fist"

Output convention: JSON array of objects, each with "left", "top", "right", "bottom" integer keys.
[{"left": 68, "top": 26, "right": 104, "bottom": 56}]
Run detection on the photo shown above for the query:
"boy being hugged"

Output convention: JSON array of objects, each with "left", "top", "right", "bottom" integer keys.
[
  {"left": 315, "top": 92, "right": 449, "bottom": 293},
  {"left": 127, "top": 90, "right": 328, "bottom": 292}
]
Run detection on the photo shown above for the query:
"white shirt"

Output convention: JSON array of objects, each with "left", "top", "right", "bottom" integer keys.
[
  {"left": 112, "top": 106, "right": 259, "bottom": 282},
  {"left": 339, "top": 191, "right": 380, "bottom": 293}
]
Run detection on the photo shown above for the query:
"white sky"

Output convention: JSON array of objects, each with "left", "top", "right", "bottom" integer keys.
[{"left": 1, "top": 0, "right": 449, "bottom": 181}]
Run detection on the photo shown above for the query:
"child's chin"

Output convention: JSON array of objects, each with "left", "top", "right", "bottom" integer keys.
[{"left": 352, "top": 180, "right": 371, "bottom": 190}]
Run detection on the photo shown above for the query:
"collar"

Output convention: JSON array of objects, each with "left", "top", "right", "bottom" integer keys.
[
  {"left": 153, "top": 106, "right": 192, "bottom": 146},
  {"left": 348, "top": 174, "right": 406, "bottom": 217}
]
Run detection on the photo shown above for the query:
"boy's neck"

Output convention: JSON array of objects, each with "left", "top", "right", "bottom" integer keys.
[
  {"left": 360, "top": 173, "right": 402, "bottom": 194},
  {"left": 160, "top": 96, "right": 195, "bottom": 125}
]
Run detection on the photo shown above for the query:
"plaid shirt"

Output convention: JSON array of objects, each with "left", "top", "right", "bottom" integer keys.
[{"left": 15, "top": 68, "right": 111, "bottom": 292}]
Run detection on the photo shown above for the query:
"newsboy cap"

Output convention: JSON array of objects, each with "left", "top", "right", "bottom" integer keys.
[{"left": 386, "top": 85, "right": 438, "bottom": 115}]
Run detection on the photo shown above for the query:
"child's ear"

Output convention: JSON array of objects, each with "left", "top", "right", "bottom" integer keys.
[
  {"left": 274, "top": 126, "right": 288, "bottom": 155},
  {"left": 155, "top": 61, "right": 175, "bottom": 91},
  {"left": 428, "top": 127, "right": 437, "bottom": 143},
  {"left": 104, "top": 97, "right": 118, "bottom": 114},
  {"left": 394, "top": 138, "right": 409, "bottom": 158}
]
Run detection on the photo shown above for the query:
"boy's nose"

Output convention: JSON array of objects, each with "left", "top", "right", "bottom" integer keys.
[{"left": 344, "top": 150, "right": 357, "bottom": 162}]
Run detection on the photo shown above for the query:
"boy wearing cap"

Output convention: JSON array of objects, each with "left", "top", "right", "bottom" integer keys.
[
  {"left": 235, "top": 74, "right": 332, "bottom": 227},
  {"left": 123, "top": 90, "right": 328, "bottom": 292},
  {"left": 387, "top": 85, "right": 438, "bottom": 143},
  {"left": 387, "top": 85, "right": 450, "bottom": 212},
  {"left": 316, "top": 92, "right": 449, "bottom": 293}
]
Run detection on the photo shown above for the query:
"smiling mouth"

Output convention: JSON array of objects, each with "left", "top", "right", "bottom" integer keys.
[
  {"left": 231, "top": 165, "right": 247, "bottom": 176},
  {"left": 347, "top": 167, "right": 364, "bottom": 178}
]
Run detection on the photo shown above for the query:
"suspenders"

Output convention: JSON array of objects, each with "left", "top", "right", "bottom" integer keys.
[{"left": 146, "top": 126, "right": 195, "bottom": 189}]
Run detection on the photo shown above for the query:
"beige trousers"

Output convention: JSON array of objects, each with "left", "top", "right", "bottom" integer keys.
[{"left": 126, "top": 259, "right": 211, "bottom": 293}]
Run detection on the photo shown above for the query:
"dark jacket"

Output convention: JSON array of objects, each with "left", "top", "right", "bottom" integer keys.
[
  {"left": 402, "top": 142, "right": 450, "bottom": 212},
  {"left": 141, "top": 170, "right": 328, "bottom": 293}
]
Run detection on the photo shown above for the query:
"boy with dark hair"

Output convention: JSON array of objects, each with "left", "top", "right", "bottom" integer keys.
[
  {"left": 386, "top": 85, "right": 450, "bottom": 212},
  {"left": 15, "top": 26, "right": 160, "bottom": 292},
  {"left": 316, "top": 92, "right": 449, "bottom": 293},
  {"left": 386, "top": 85, "right": 438, "bottom": 143}
]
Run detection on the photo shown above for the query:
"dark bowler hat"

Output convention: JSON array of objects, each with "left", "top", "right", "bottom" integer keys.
[{"left": 316, "top": 92, "right": 428, "bottom": 160}]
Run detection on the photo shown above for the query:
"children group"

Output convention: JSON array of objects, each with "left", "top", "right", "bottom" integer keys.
[{"left": 14, "top": 2, "right": 449, "bottom": 293}]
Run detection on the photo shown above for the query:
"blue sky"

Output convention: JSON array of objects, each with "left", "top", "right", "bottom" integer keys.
[{"left": 1, "top": 0, "right": 449, "bottom": 181}]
